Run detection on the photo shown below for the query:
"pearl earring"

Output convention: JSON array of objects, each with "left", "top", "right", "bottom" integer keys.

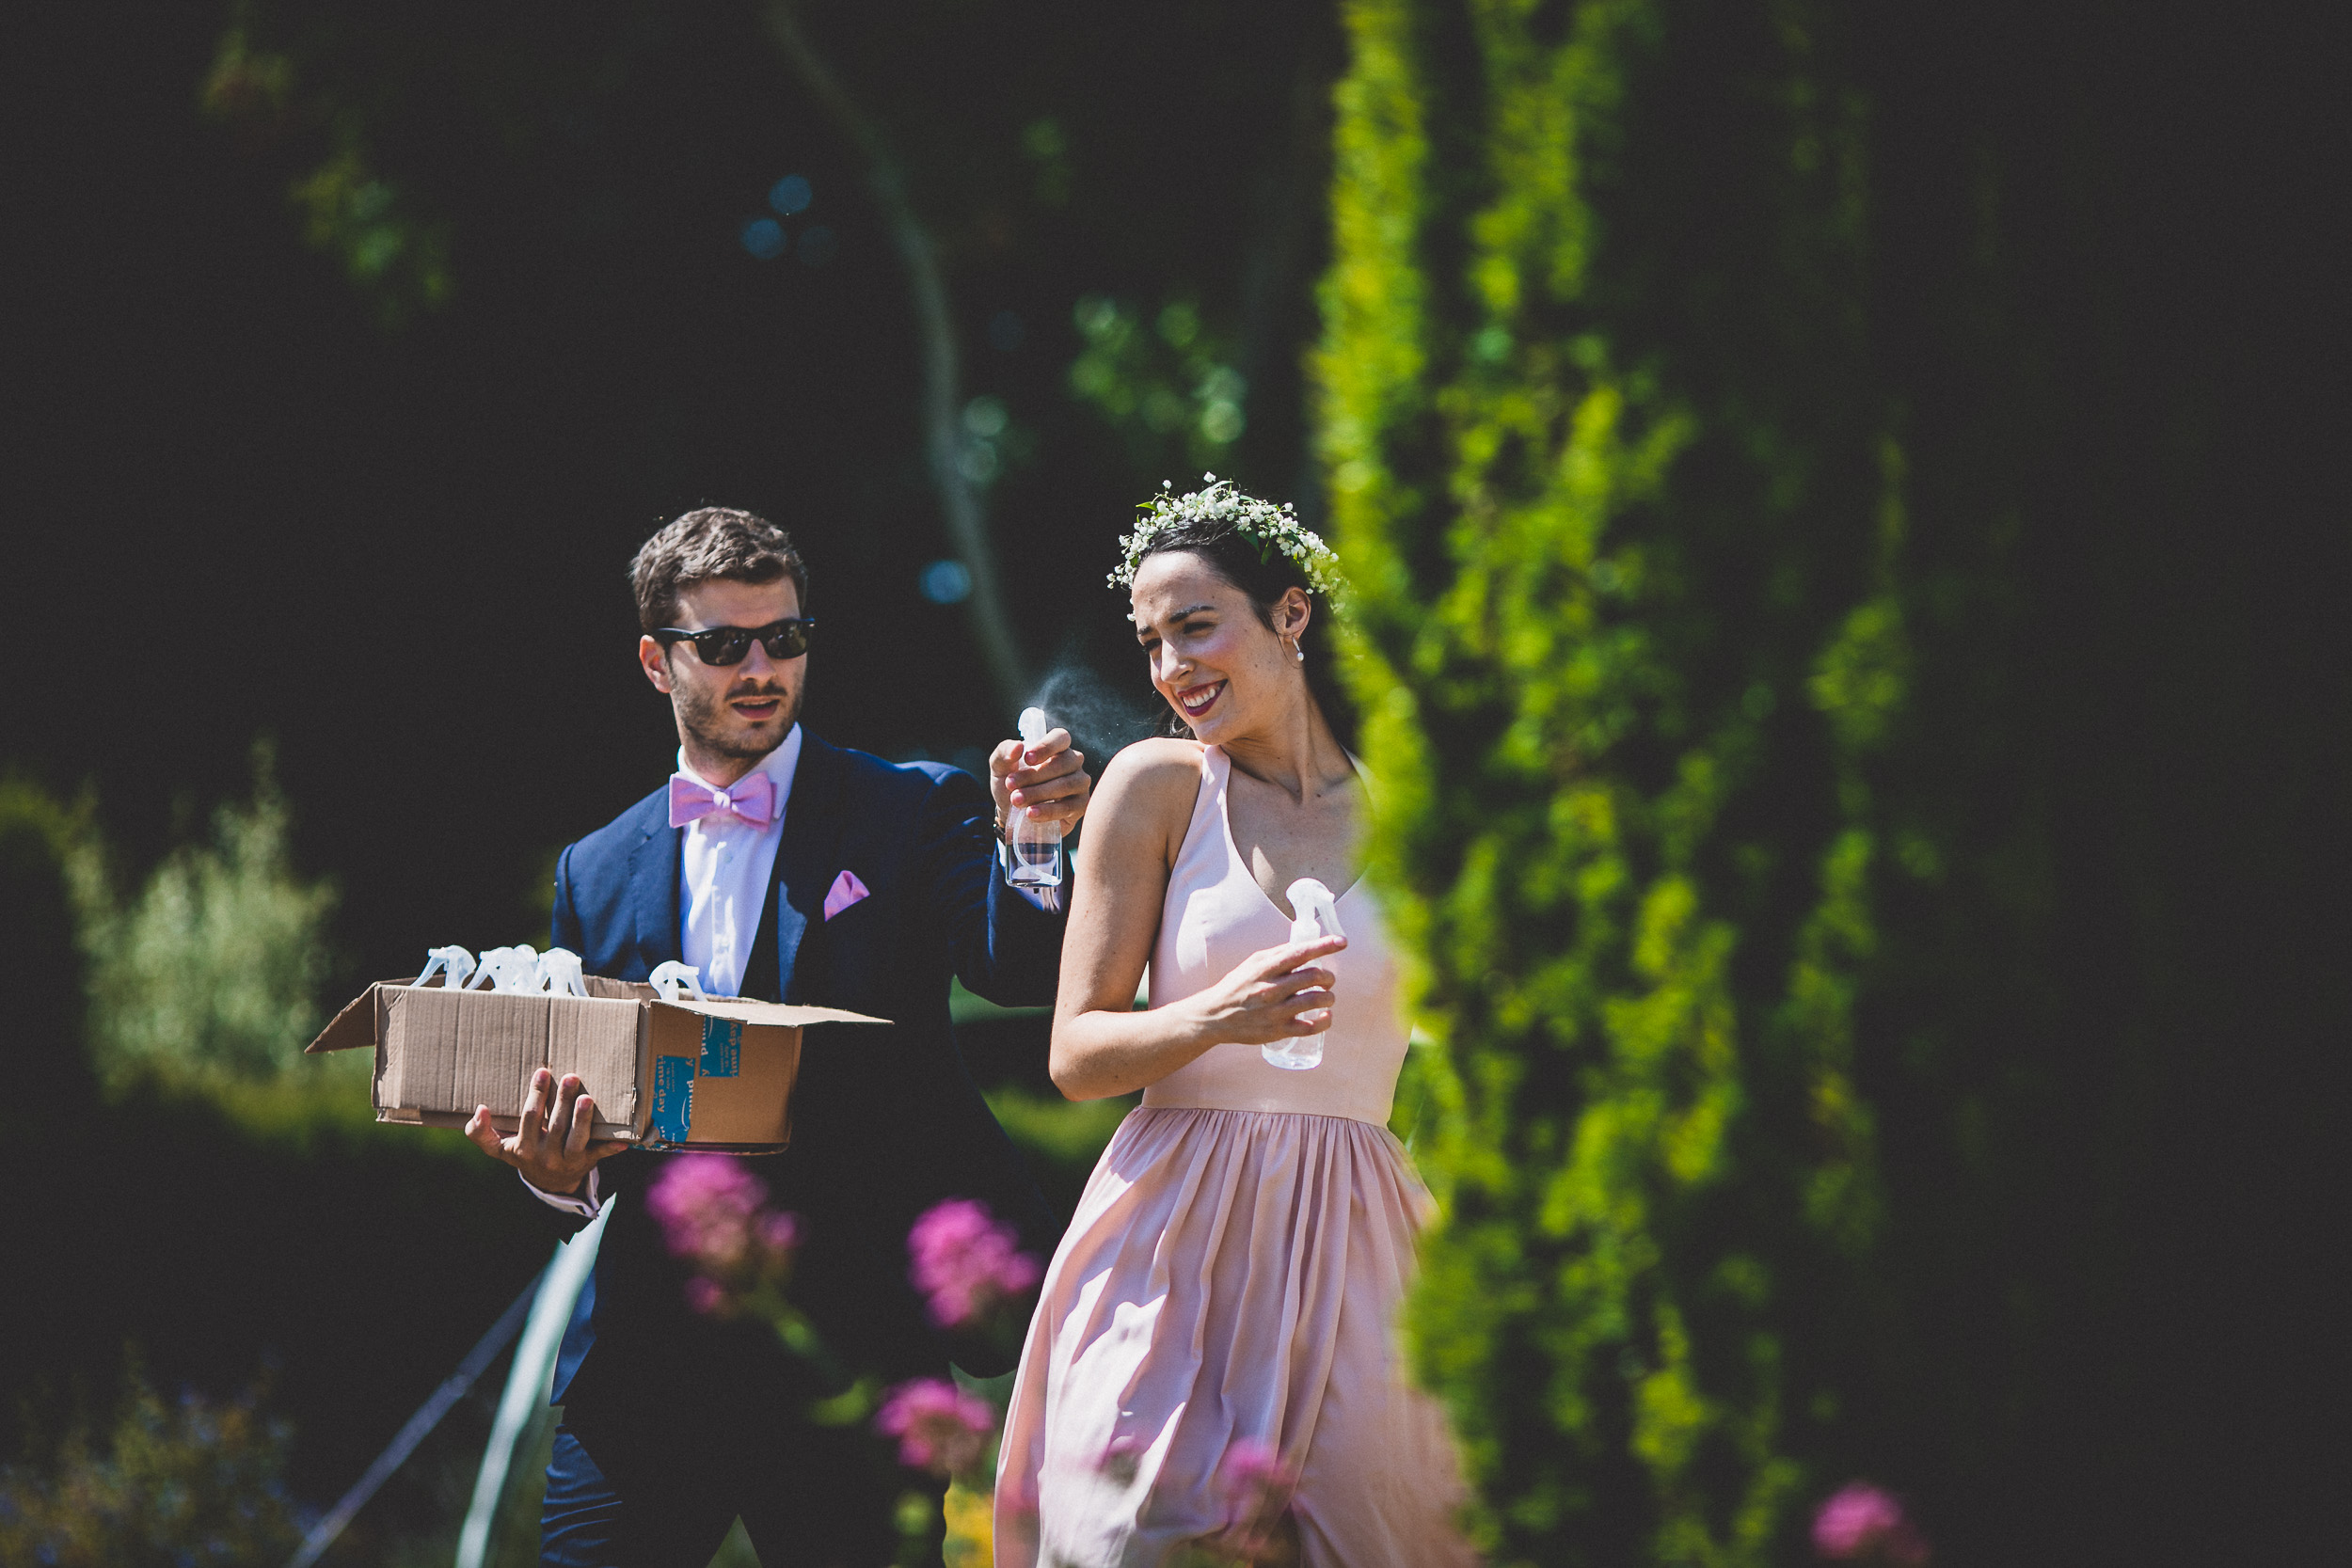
[{"left": 1288, "top": 635, "right": 1306, "bottom": 663}]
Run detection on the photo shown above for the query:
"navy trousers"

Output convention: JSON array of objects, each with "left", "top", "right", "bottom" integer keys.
[{"left": 539, "top": 1412, "right": 933, "bottom": 1568}]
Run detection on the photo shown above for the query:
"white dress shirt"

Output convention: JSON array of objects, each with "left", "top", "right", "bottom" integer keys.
[
  {"left": 528, "top": 730, "right": 1058, "bottom": 1215},
  {"left": 677, "top": 725, "right": 803, "bottom": 1000}
]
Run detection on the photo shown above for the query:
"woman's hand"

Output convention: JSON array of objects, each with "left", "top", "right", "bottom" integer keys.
[
  {"left": 1050, "top": 737, "right": 1345, "bottom": 1101},
  {"left": 1175, "top": 933, "right": 1346, "bottom": 1046}
]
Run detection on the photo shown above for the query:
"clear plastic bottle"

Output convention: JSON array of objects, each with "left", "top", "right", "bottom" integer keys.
[
  {"left": 1009, "top": 706, "right": 1063, "bottom": 889},
  {"left": 1262, "top": 878, "right": 1343, "bottom": 1070}
]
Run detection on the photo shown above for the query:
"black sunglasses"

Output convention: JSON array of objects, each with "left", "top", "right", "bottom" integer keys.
[{"left": 653, "top": 618, "right": 815, "bottom": 666}]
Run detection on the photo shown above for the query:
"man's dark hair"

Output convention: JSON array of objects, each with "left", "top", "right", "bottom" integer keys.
[{"left": 629, "top": 508, "right": 808, "bottom": 633}]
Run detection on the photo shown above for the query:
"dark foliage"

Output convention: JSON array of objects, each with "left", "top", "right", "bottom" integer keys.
[{"left": 1322, "top": 0, "right": 2344, "bottom": 1562}]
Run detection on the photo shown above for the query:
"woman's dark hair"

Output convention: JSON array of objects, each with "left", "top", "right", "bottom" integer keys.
[{"left": 1135, "top": 514, "right": 1356, "bottom": 749}]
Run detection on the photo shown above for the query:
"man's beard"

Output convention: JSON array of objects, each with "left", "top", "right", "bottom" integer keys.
[{"left": 676, "top": 675, "right": 803, "bottom": 761}]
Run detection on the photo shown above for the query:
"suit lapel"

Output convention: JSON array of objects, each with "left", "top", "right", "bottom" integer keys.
[
  {"left": 626, "top": 800, "right": 683, "bottom": 976},
  {"left": 771, "top": 732, "right": 849, "bottom": 1004}
]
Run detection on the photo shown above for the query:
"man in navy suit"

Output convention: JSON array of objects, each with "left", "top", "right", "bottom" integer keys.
[{"left": 464, "top": 507, "right": 1089, "bottom": 1567}]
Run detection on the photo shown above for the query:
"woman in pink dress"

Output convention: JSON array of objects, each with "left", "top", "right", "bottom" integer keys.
[{"left": 993, "top": 482, "right": 1479, "bottom": 1567}]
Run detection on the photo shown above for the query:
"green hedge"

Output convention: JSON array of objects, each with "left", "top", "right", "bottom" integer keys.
[
  {"left": 1317, "top": 2, "right": 2341, "bottom": 1564},
  {"left": 1318, "top": 1, "right": 1904, "bottom": 1560}
]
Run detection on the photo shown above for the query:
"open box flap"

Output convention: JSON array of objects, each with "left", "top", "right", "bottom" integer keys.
[
  {"left": 306, "top": 978, "right": 413, "bottom": 1053},
  {"left": 305, "top": 978, "right": 893, "bottom": 1053},
  {"left": 654, "top": 998, "right": 889, "bottom": 1028}
]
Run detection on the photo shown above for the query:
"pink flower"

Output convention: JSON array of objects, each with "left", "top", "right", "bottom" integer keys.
[
  {"left": 1098, "top": 1432, "right": 1146, "bottom": 1484},
  {"left": 874, "top": 1376, "right": 998, "bottom": 1478},
  {"left": 647, "top": 1155, "right": 799, "bottom": 1313},
  {"left": 1813, "top": 1482, "right": 1930, "bottom": 1564},
  {"left": 756, "top": 1211, "right": 801, "bottom": 1255},
  {"left": 646, "top": 1156, "right": 771, "bottom": 1267},
  {"left": 907, "top": 1197, "right": 1043, "bottom": 1329},
  {"left": 993, "top": 1469, "right": 1041, "bottom": 1559},
  {"left": 1215, "top": 1435, "right": 1299, "bottom": 1547},
  {"left": 997, "top": 1468, "right": 1039, "bottom": 1520}
]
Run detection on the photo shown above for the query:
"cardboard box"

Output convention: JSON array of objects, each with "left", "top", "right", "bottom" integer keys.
[{"left": 306, "top": 974, "right": 884, "bottom": 1153}]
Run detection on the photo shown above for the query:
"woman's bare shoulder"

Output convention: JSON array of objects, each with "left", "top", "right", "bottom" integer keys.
[
  {"left": 1093, "top": 739, "right": 1205, "bottom": 832},
  {"left": 1101, "top": 736, "right": 1203, "bottom": 785}
]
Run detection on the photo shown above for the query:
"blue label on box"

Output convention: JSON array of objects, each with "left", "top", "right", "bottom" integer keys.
[
  {"left": 648, "top": 1055, "right": 694, "bottom": 1146},
  {"left": 699, "top": 1016, "right": 742, "bottom": 1079}
]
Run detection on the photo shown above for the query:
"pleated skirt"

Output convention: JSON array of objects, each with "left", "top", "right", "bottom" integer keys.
[{"left": 993, "top": 1106, "right": 1479, "bottom": 1567}]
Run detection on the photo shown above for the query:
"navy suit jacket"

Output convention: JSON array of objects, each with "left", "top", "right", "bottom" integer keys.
[{"left": 543, "top": 732, "right": 1064, "bottom": 1427}]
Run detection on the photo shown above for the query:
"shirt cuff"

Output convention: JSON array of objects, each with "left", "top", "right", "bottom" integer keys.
[
  {"left": 996, "top": 838, "right": 1064, "bottom": 914},
  {"left": 522, "top": 1164, "right": 601, "bottom": 1217}
]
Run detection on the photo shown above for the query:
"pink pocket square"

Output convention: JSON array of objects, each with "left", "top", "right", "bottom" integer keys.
[{"left": 822, "top": 869, "right": 871, "bottom": 921}]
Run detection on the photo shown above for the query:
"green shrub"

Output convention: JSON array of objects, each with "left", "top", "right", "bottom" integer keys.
[
  {"left": 0, "top": 1369, "right": 304, "bottom": 1568},
  {"left": 1318, "top": 1, "right": 1893, "bottom": 1560},
  {"left": 74, "top": 748, "right": 337, "bottom": 1090}
]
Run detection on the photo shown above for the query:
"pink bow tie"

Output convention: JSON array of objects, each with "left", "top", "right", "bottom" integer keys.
[{"left": 668, "top": 770, "right": 776, "bottom": 830}]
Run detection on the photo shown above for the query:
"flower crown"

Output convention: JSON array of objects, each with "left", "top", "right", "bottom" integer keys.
[{"left": 1107, "top": 473, "right": 1347, "bottom": 601}]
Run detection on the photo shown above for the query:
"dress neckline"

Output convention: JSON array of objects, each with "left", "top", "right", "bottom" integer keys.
[{"left": 1204, "top": 744, "right": 1368, "bottom": 920}]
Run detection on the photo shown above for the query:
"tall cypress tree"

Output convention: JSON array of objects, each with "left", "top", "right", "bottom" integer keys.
[
  {"left": 1320, "top": 2, "right": 2344, "bottom": 1565},
  {"left": 1318, "top": 1, "right": 1901, "bottom": 1560}
]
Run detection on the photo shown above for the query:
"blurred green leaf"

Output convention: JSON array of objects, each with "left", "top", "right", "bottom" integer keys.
[
  {"left": 1070, "top": 294, "right": 1251, "bottom": 473},
  {"left": 73, "top": 744, "right": 338, "bottom": 1091}
]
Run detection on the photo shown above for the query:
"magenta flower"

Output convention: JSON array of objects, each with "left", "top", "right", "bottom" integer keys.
[
  {"left": 647, "top": 1155, "right": 799, "bottom": 1315},
  {"left": 997, "top": 1467, "right": 1039, "bottom": 1520},
  {"left": 1813, "top": 1482, "right": 1930, "bottom": 1564},
  {"left": 1098, "top": 1432, "right": 1147, "bottom": 1485},
  {"left": 647, "top": 1156, "right": 769, "bottom": 1266},
  {"left": 907, "top": 1197, "right": 1043, "bottom": 1329},
  {"left": 1215, "top": 1435, "right": 1299, "bottom": 1549},
  {"left": 874, "top": 1376, "right": 998, "bottom": 1478},
  {"left": 756, "top": 1211, "right": 801, "bottom": 1256}
]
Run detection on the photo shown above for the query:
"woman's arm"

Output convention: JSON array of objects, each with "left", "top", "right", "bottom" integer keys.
[{"left": 1050, "top": 740, "right": 1344, "bottom": 1101}]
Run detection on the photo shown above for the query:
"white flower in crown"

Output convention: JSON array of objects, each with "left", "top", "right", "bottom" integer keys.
[{"left": 1107, "top": 472, "right": 1348, "bottom": 601}]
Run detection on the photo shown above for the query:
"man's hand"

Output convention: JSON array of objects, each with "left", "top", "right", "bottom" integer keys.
[
  {"left": 990, "top": 725, "right": 1090, "bottom": 830},
  {"left": 466, "top": 1068, "right": 629, "bottom": 1196}
]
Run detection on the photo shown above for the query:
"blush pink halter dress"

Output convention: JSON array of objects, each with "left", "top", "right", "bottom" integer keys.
[{"left": 993, "top": 744, "right": 1479, "bottom": 1567}]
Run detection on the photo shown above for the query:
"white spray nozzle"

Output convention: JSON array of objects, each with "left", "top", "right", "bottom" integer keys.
[
  {"left": 540, "top": 947, "right": 589, "bottom": 999},
  {"left": 474, "top": 944, "right": 545, "bottom": 994},
  {"left": 647, "top": 961, "right": 707, "bottom": 1004},
  {"left": 414, "top": 944, "right": 476, "bottom": 990},
  {"left": 1018, "top": 706, "right": 1052, "bottom": 746},
  {"left": 1264, "top": 879, "right": 1343, "bottom": 1073},
  {"left": 1285, "top": 879, "right": 1345, "bottom": 945}
]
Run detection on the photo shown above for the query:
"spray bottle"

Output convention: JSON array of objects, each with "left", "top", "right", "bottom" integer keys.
[
  {"left": 1009, "top": 706, "right": 1064, "bottom": 888},
  {"left": 1263, "top": 878, "right": 1344, "bottom": 1070}
]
